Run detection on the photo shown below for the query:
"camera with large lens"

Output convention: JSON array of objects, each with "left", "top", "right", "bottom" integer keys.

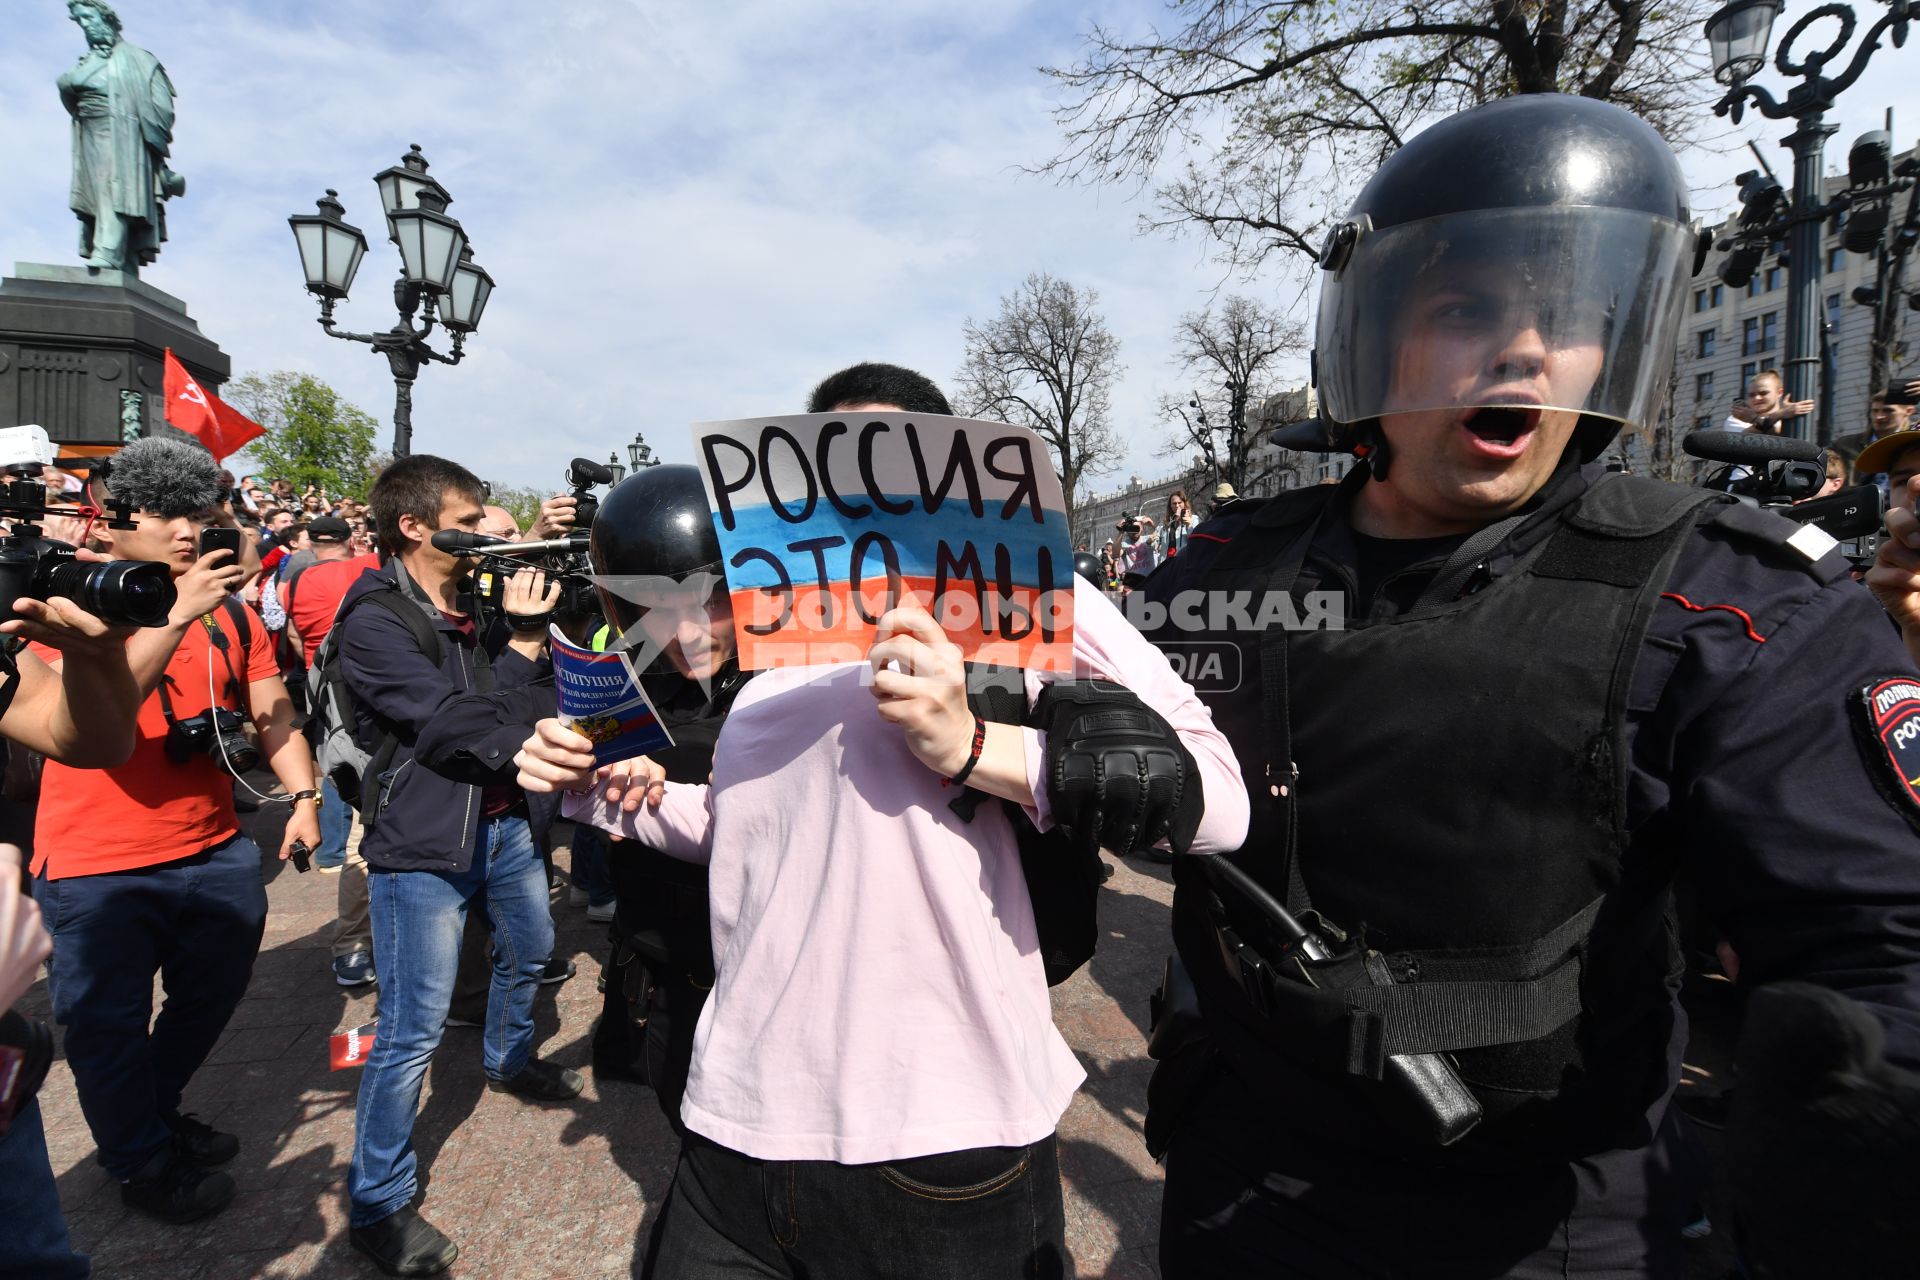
[
  {"left": 0, "top": 534, "right": 176, "bottom": 628},
  {"left": 164, "top": 705, "right": 260, "bottom": 774},
  {"left": 0, "top": 429, "right": 177, "bottom": 628}
]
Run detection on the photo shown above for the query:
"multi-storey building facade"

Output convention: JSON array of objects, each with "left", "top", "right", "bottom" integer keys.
[{"left": 1668, "top": 151, "right": 1914, "bottom": 447}]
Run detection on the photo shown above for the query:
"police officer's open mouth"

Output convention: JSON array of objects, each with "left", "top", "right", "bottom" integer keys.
[{"left": 1461, "top": 406, "right": 1538, "bottom": 446}]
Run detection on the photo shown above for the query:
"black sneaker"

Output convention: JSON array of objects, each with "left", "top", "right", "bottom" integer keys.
[
  {"left": 120, "top": 1147, "right": 235, "bottom": 1223},
  {"left": 167, "top": 1112, "right": 239, "bottom": 1166},
  {"left": 350, "top": 1206, "right": 459, "bottom": 1277},
  {"left": 333, "top": 951, "right": 377, "bottom": 987},
  {"left": 538, "top": 956, "right": 576, "bottom": 986},
  {"left": 487, "top": 1057, "right": 584, "bottom": 1102}
]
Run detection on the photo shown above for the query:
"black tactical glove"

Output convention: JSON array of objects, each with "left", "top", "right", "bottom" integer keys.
[{"left": 1034, "top": 680, "right": 1203, "bottom": 859}]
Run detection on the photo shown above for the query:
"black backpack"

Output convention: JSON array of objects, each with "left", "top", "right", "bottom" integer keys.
[
  {"left": 305, "top": 582, "right": 440, "bottom": 815},
  {"left": 952, "top": 665, "right": 1105, "bottom": 986}
]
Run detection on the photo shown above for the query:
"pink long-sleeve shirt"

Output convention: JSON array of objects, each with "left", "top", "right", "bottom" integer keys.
[{"left": 566, "top": 578, "right": 1248, "bottom": 1163}]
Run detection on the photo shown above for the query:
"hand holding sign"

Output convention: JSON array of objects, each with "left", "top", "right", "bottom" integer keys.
[
  {"left": 869, "top": 604, "right": 974, "bottom": 778},
  {"left": 693, "top": 412, "right": 1075, "bottom": 672}
]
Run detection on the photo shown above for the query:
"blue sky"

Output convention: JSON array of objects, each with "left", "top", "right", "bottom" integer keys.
[{"left": 3, "top": 1, "right": 1915, "bottom": 496}]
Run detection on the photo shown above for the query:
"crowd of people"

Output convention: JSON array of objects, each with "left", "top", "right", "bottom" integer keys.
[{"left": 0, "top": 91, "right": 1916, "bottom": 1280}]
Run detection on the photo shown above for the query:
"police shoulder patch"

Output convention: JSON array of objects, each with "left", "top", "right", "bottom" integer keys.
[{"left": 1852, "top": 677, "right": 1920, "bottom": 827}]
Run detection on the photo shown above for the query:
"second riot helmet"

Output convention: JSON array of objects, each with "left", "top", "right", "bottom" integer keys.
[{"left": 588, "top": 464, "right": 725, "bottom": 643}]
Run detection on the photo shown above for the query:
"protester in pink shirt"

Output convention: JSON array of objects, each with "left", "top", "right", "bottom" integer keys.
[{"left": 516, "top": 364, "right": 1247, "bottom": 1280}]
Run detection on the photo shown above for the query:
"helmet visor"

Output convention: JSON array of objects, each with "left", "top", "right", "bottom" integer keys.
[{"left": 1316, "top": 207, "right": 1695, "bottom": 434}]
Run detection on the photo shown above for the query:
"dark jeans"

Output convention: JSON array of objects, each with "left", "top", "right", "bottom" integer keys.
[
  {"left": 35, "top": 834, "right": 268, "bottom": 1178},
  {"left": 0, "top": 1097, "right": 90, "bottom": 1278},
  {"left": 651, "top": 1131, "right": 1067, "bottom": 1280},
  {"left": 569, "top": 822, "right": 614, "bottom": 907},
  {"left": 1159, "top": 1075, "right": 1698, "bottom": 1279}
]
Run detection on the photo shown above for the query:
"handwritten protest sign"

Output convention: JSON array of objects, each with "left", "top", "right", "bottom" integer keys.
[
  {"left": 692, "top": 413, "right": 1075, "bottom": 671},
  {"left": 550, "top": 625, "right": 675, "bottom": 764}
]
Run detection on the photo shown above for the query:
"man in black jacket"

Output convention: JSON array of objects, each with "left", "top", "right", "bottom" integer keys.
[{"left": 335, "top": 455, "right": 574, "bottom": 1278}]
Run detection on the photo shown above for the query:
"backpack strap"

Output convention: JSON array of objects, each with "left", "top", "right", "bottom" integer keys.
[
  {"left": 351, "top": 582, "right": 443, "bottom": 664},
  {"left": 328, "top": 582, "right": 444, "bottom": 827}
]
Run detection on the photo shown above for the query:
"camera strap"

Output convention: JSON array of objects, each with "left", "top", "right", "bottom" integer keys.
[
  {"left": 199, "top": 602, "right": 251, "bottom": 712},
  {"left": 155, "top": 604, "right": 249, "bottom": 728}
]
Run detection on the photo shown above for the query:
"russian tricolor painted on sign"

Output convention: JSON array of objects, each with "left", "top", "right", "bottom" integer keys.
[{"left": 694, "top": 413, "right": 1075, "bottom": 671}]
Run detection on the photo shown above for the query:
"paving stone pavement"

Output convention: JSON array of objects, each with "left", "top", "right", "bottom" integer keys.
[
  {"left": 21, "top": 802, "right": 1183, "bottom": 1280},
  {"left": 23, "top": 799, "right": 1741, "bottom": 1279}
]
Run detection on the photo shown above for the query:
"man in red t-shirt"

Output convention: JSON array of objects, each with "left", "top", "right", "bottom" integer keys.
[
  {"left": 30, "top": 439, "right": 322, "bottom": 1228},
  {"left": 283, "top": 518, "right": 379, "bottom": 668}
]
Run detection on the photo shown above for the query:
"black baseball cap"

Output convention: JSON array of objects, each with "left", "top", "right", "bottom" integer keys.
[{"left": 308, "top": 515, "right": 351, "bottom": 543}]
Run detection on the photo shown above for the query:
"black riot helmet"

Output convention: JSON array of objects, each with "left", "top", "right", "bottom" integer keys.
[
  {"left": 1072, "top": 551, "right": 1103, "bottom": 586},
  {"left": 1307, "top": 94, "right": 1704, "bottom": 461},
  {"left": 588, "top": 464, "right": 725, "bottom": 642}
]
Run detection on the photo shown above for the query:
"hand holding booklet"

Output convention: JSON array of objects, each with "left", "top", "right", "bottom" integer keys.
[{"left": 549, "top": 624, "right": 674, "bottom": 765}]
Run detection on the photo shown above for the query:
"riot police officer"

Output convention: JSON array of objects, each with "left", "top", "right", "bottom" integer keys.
[{"left": 1142, "top": 94, "right": 1920, "bottom": 1277}]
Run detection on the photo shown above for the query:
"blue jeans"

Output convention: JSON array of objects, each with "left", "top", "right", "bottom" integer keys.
[
  {"left": 349, "top": 815, "right": 552, "bottom": 1227},
  {"left": 0, "top": 1097, "right": 90, "bottom": 1279},
  {"left": 570, "top": 822, "right": 615, "bottom": 907},
  {"left": 314, "top": 778, "right": 353, "bottom": 869},
  {"left": 35, "top": 834, "right": 268, "bottom": 1178}
]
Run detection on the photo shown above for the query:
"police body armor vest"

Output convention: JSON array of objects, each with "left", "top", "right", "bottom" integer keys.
[{"left": 1172, "top": 473, "right": 1724, "bottom": 1159}]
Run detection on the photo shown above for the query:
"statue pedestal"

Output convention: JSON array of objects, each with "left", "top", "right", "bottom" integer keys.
[{"left": 0, "top": 263, "right": 229, "bottom": 448}]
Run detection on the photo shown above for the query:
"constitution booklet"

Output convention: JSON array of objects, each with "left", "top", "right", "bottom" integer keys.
[{"left": 549, "top": 624, "right": 674, "bottom": 765}]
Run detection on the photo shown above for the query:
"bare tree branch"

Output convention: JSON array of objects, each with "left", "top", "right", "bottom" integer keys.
[
  {"left": 1158, "top": 296, "right": 1309, "bottom": 493},
  {"left": 1036, "top": 0, "right": 1720, "bottom": 276},
  {"left": 955, "top": 273, "right": 1124, "bottom": 514}
]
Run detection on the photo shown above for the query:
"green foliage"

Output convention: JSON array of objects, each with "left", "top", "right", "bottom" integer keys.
[
  {"left": 486, "top": 485, "right": 545, "bottom": 531},
  {"left": 226, "top": 372, "right": 381, "bottom": 500}
]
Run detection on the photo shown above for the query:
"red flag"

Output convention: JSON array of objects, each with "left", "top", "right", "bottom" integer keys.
[
  {"left": 208, "top": 394, "right": 265, "bottom": 459},
  {"left": 163, "top": 349, "right": 264, "bottom": 460}
]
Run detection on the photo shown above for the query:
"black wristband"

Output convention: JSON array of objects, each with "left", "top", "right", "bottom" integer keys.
[
  {"left": 943, "top": 715, "right": 988, "bottom": 789},
  {"left": 506, "top": 612, "right": 553, "bottom": 634}
]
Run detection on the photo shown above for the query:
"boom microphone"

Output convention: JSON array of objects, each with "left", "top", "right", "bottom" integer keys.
[
  {"left": 431, "top": 529, "right": 588, "bottom": 556},
  {"left": 569, "top": 456, "right": 615, "bottom": 485},
  {"left": 1682, "top": 429, "right": 1825, "bottom": 465}
]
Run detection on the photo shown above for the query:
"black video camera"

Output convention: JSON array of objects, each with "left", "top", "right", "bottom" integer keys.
[
  {"left": 439, "top": 527, "right": 598, "bottom": 626},
  {"left": 470, "top": 553, "right": 598, "bottom": 621},
  {"left": 1683, "top": 428, "right": 1884, "bottom": 563},
  {"left": 165, "top": 706, "right": 260, "bottom": 775},
  {"left": 567, "top": 456, "right": 615, "bottom": 531}
]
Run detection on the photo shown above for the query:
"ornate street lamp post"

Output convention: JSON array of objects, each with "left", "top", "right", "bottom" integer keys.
[
  {"left": 1704, "top": 0, "right": 1911, "bottom": 439},
  {"left": 288, "top": 145, "right": 495, "bottom": 457},
  {"left": 626, "top": 431, "right": 660, "bottom": 471}
]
